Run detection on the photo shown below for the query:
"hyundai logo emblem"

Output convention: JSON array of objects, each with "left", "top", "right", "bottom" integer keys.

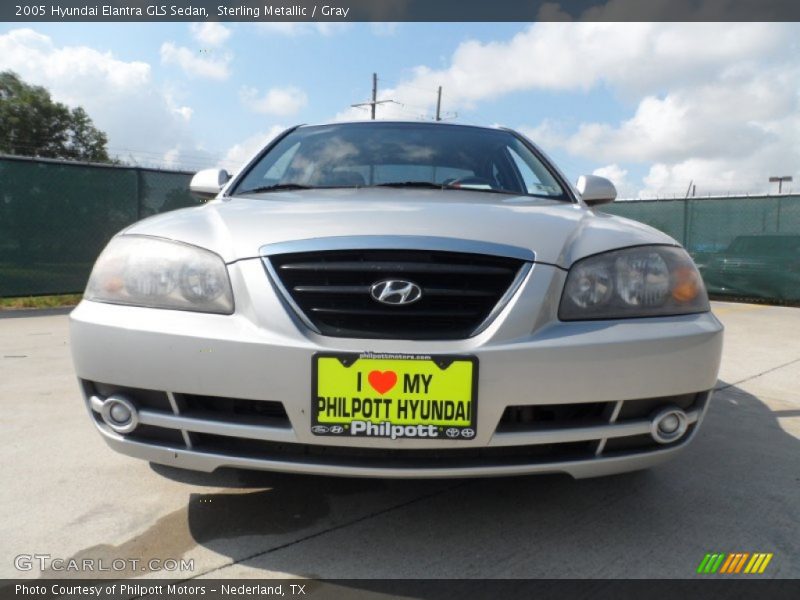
[{"left": 370, "top": 280, "right": 423, "bottom": 306}]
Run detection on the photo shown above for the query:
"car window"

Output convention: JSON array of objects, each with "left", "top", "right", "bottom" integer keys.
[
  {"left": 263, "top": 141, "right": 300, "bottom": 181},
  {"left": 507, "top": 146, "right": 563, "bottom": 196},
  {"left": 333, "top": 164, "right": 476, "bottom": 185},
  {"left": 234, "top": 123, "right": 568, "bottom": 199}
]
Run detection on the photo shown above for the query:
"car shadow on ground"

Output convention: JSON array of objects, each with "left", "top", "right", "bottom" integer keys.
[{"left": 43, "top": 382, "right": 799, "bottom": 580}]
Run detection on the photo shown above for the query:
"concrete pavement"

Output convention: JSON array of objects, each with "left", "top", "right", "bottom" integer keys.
[{"left": 1, "top": 301, "right": 798, "bottom": 581}]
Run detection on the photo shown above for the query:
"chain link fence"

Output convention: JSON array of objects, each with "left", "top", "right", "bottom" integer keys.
[
  {"left": 2, "top": 154, "right": 798, "bottom": 303},
  {"left": 604, "top": 195, "right": 800, "bottom": 302},
  {"left": 0, "top": 155, "right": 198, "bottom": 297}
]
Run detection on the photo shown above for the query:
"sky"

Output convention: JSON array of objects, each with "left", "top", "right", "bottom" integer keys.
[{"left": 1, "top": 19, "right": 798, "bottom": 198}]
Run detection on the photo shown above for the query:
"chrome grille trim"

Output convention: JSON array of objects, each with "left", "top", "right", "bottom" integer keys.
[
  {"left": 263, "top": 253, "right": 322, "bottom": 334},
  {"left": 494, "top": 392, "right": 710, "bottom": 453},
  {"left": 86, "top": 389, "right": 712, "bottom": 473},
  {"left": 260, "top": 236, "right": 533, "bottom": 340},
  {"left": 472, "top": 263, "right": 532, "bottom": 336},
  {"left": 166, "top": 391, "right": 193, "bottom": 449},
  {"left": 595, "top": 400, "right": 624, "bottom": 456},
  {"left": 259, "top": 235, "right": 535, "bottom": 261},
  {"left": 89, "top": 393, "right": 705, "bottom": 448},
  {"left": 90, "top": 395, "right": 295, "bottom": 442},
  {"left": 489, "top": 408, "right": 701, "bottom": 447}
]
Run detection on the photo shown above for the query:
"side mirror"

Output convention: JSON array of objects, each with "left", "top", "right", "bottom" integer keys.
[
  {"left": 190, "top": 168, "right": 230, "bottom": 200},
  {"left": 576, "top": 175, "right": 616, "bottom": 206}
]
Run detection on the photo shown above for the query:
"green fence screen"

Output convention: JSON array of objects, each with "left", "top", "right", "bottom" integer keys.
[
  {"left": 1, "top": 154, "right": 798, "bottom": 303},
  {"left": 604, "top": 195, "right": 800, "bottom": 302},
  {"left": 0, "top": 155, "right": 198, "bottom": 297}
]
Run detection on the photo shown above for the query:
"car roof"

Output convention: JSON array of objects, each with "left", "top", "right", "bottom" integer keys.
[{"left": 295, "top": 120, "right": 509, "bottom": 134}]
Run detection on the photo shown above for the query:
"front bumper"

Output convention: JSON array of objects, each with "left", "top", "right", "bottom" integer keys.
[{"left": 70, "top": 259, "right": 724, "bottom": 478}]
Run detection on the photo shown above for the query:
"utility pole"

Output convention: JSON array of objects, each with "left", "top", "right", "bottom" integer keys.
[
  {"left": 435, "top": 86, "right": 442, "bottom": 121},
  {"left": 371, "top": 72, "right": 377, "bottom": 119},
  {"left": 351, "top": 73, "right": 393, "bottom": 120}
]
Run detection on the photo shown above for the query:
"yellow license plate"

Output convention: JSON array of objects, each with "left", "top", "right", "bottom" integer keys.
[{"left": 312, "top": 353, "right": 478, "bottom": 441}]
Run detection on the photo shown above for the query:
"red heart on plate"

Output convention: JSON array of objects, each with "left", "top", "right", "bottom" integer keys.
[{"left": 368, "top": 370, "right": 397, "bottom": 395}]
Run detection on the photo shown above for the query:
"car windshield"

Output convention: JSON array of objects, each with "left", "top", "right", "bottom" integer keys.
[{"left": 232, "top": 122, "right": 568, "bottom": 200}]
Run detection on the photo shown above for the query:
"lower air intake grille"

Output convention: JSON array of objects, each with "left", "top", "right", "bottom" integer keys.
[{"left": 265, "top": 249, "right": 527, "bottom": 340}]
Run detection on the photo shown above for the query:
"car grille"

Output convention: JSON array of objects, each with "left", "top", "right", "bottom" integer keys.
[
  {"left": 498, "top": 401, "right": 612, "bottom": 432},
  {"left": 498, "top": 392, "right": 705, "bottom": 454},
  {"left": 85, "top": 380, "right": 711, "bottom": 471},
  {"left": 190, "top": 434, "right": 594, "bottom": 467},
  {"left": 264, "top": 249, "right": 528, "bottom": 339},
  {"left": 181, "top": 394, "right": 289, "bottom": 426}
]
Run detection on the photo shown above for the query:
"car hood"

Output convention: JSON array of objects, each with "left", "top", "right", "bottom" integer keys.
[{"left": 123, "top": 188, "right": 676, "bottom": 268}]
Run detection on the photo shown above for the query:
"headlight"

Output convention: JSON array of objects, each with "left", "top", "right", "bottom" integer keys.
[
  {"left": 559, "top": 245, "right": 708, "bottom": 320},
  {"left": 85, "top": 235, "right": 234, "bottom": 314}
]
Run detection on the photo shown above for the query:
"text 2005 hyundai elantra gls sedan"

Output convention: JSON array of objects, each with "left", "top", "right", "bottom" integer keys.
[{"left": 70, "top": 121, "right": 723, "bottom": 478}]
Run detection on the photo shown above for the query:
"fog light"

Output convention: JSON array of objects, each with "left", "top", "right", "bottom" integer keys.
[
  {"left": 658, "top": 414, "right": 680, "bottom": 434},
  {"left": 109, "top": 403, "right": 131, "bottom": 423},
  {"left": 650, "top": 406, "right": 688, "bottom": 444},
  {"left": 100, "top": 394, "right": 139, "bottom": 434}
]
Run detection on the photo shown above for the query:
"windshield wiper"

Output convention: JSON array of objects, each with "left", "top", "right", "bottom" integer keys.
[
  {"left": 374, "top": 181, "right": 522, "bottom": 196},
  {"left": 375, "top": 181, "right": 447, "bottom": 190},
  {"left": 239, "top": 180, "right": 530, "bottom": 197},
  {"left": 236, "top": 183, "right": 314, "bottom": 195}
]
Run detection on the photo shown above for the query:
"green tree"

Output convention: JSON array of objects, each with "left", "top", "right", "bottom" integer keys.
[{"left": 0, "top": 70, "right": 113, "bottom": 163}]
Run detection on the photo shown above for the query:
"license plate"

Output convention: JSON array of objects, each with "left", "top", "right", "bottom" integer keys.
[{"left": 312, "top": 352, "right": 478, "bottom": 441}]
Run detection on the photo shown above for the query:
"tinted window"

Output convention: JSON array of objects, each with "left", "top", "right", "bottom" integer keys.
[{"left": 234, "top": 123, "right": 567, "bottom": 199}]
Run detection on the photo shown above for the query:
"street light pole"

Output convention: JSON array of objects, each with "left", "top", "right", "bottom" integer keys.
[{"left": 768, "top": 176, "right": 793, "bottom": 194}]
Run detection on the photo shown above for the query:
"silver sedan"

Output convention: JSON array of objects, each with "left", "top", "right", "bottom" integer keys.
[{"left": 70, "top": 121, "right": 723, "bottom": 478}]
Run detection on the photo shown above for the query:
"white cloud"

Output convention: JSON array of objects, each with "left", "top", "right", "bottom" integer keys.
[
  {"left": 255, "top": 22, "right": 350, "bottom": 36},
  {"left": 219, "top": 126, "right": 286, "bottom": 174},
  {"left": 639, "top": 123, "right": 800, "bottom": 198},
  {"left": 172, "top": 105, "right": 193, "bottom": 121},
  {"left": 160, "top": 42, "right": 230, "bottom": 80},
  {"left": 239, "top": 85, "right": 308, "bottom": 116},
  {"left": 592, "top": 164, "right": 636, "bottom": 199},
  {"left": 519, "top": 121, "right": 569, "bottom": 155},
  {"left": 341, "top": 21, "right": 798, "bottom": 196},
  {"left": 0, "top": 28, "right": 151, "bottom": 102},
  {"left": 336, "top": 22, "right": 787, "bottom": 121},
  {"left": 0, "top": 28, "right": 216, "bottom": 170},
  {"left": 520, "top": 28, "right": 800, "bottom": 196},
  {"left": 162, "top": 147, "right": 181, "bottom": 168},
  {"left": 370, "top": 23, "right": 400, "bottom": 37},
  {"left": 560, "top": 65, "right": 797, "bottom": 165},
  {"left": 189, "top": 22, "right": 231, "bottom": 47}
]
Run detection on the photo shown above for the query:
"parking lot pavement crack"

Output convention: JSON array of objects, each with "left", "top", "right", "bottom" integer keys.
[
  {"left": 715, "top": 357, "right": 800, "bottom": 391},
  {"left": 165, "top": 480, "right": 470, "bottom": 585}
]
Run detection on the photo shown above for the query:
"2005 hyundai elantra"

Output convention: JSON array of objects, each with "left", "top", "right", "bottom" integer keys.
[{"left": 70, "top": 121, "right": 723, "bottom": 478}]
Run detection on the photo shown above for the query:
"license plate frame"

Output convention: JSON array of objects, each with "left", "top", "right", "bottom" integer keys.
[{"left": 311, "top": 352, "right": 479, "bottom": 441}]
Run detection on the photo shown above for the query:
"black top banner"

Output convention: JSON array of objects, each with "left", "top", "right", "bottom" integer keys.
[{"left": 2, "top": 0, "right": 800, "bottom": 22}]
